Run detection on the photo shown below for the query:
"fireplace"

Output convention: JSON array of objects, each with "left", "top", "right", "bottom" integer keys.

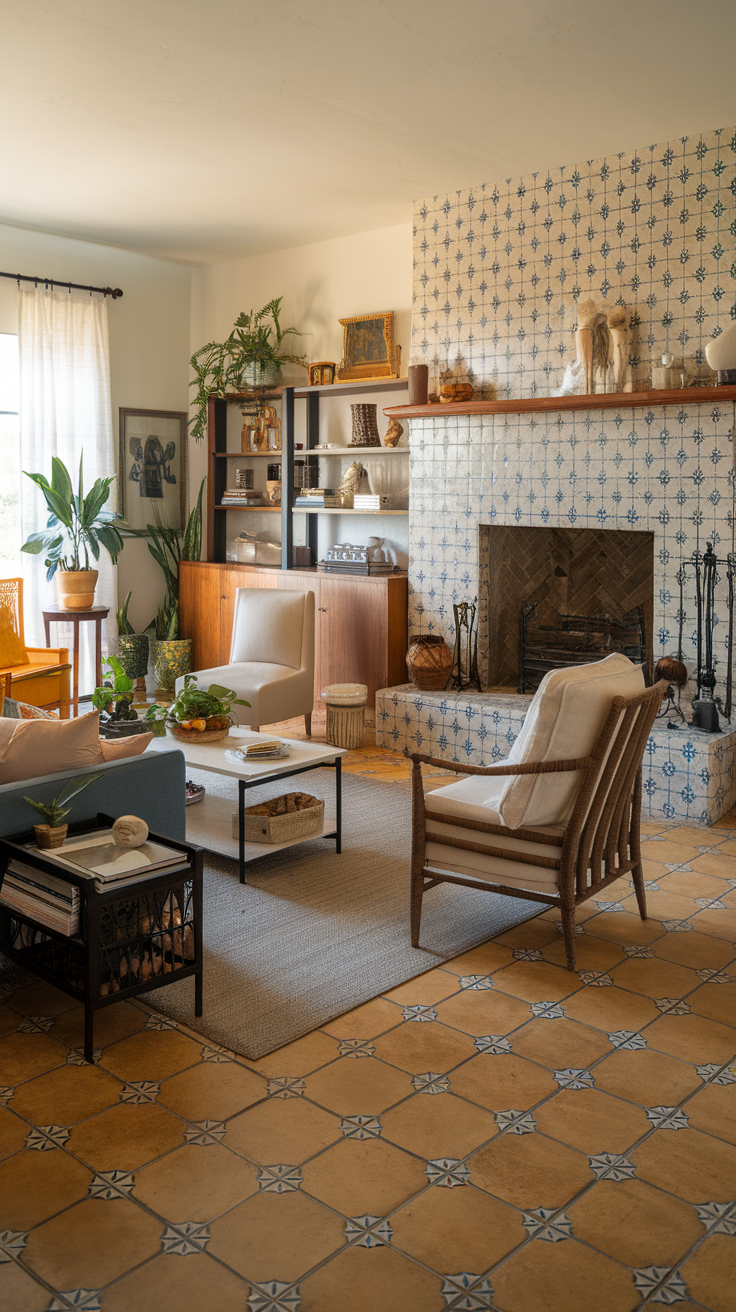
[{"left": 478, "top": 526, "right": 655, "bottom": 691}]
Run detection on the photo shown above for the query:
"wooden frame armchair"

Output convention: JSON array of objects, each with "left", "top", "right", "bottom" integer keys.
[
  {"left": 0, "top": 579, "right": 71, "bottom": 718},
  {"left": 410, "top": 679, "right": 667, "bottom": 971}
]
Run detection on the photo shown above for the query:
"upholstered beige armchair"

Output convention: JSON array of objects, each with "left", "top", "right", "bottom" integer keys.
[
  {"left": 177, "top": 588, "right": 315, "bottom": 734},
  {"left": 409, "top": 655, "right": 667, "bottom": 971}
]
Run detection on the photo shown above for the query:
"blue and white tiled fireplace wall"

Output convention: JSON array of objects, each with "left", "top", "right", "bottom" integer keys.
[{"left": 376, "top": 125, "right": 736, "bottom": 823}]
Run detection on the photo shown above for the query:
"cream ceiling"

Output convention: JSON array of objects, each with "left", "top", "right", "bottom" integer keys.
[{"left": 1, "top": 0, "right": 735, "bottom": 265}]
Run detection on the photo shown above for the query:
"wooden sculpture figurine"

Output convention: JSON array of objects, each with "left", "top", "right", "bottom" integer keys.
[
  {"left": 575, "top": 298, "right": 610, "bottom": 394},
  {"left": 607, "top": 306, "right": 629, "bottom": 392},
  {"left": 338, "top": 460, "right": 365, "bottom": 508},
  {"left": 383, "top": 417, "right": 403, "bottom": 447}
]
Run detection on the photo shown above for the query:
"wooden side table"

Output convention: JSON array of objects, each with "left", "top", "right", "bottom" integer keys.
[{"left": 42, "top": 605, "right": 110, "bottom": 714}]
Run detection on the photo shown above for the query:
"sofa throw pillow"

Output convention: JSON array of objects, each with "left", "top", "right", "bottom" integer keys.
[
  {"left": 498, "top": 654, "right": 645, "bottom": 830},
  {"left": 99, "top": 732, "right": 154, "bottom": 761},
  {"left": 2, "top": 697, "right": 58, "bottom": 721},
  {"left": 0, "top": 603, "right": 29, "bottom": 668},
  {"left": 0, "top": 710, "right": 103, "bottom": 785}
]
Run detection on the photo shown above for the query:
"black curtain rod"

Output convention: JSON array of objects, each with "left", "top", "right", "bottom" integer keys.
[{"left": 0, "top": 271, "right": 123, "bottom": 298}]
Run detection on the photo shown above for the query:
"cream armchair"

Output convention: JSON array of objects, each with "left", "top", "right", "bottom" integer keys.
[
  {"left": 177, "top": 588, "right": 315, "bottom": 734},
  {"left": 409, "top": 655, "right": 667, "bottom": 971}
]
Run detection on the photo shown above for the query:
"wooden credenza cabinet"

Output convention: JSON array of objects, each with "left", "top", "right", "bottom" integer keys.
[{"left": 179, "top": 562, "right": 408, "bottom": 710}]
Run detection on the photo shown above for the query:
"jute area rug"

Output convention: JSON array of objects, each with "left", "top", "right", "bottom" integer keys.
[{"left": 146, "top": 769, "right": 540, "bottom": 1059}]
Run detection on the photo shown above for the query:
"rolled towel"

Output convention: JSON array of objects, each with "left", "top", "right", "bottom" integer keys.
[{"left": 112, "top": 815, "right": 149, "bottom": 849}]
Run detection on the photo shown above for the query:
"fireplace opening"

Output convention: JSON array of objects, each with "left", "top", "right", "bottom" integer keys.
[{"left": 478, "top": 526, "right": 655, "bottom": 691}]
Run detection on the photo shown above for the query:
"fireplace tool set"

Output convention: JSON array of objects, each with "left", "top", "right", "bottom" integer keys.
[{"left": 676, "top": 542, "right": 736, "bottom": 731}]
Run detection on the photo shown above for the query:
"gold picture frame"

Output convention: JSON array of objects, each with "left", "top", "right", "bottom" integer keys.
[{"left": 337, "top": 311, "right": 397, "bottom": 382}]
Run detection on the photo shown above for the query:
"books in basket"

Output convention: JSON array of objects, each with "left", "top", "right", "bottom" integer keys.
[{"left": 0, "top": 862, "right": 81, "bottom": 936}]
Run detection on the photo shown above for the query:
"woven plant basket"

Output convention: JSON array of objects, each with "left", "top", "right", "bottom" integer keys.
[
  {"left": 169, "top": 723, "right": 230, "bottom": 745},
  {"left": 325, "top": 703, "right": 366, "bottom": 749},
  {"left": 238, "top": 792, "right": 324, "bottom": 844},
  {"left": 406, "top": 634, "right": 453, "bottom": 690}
]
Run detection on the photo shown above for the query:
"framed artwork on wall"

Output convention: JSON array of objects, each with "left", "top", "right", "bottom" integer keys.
[
  {"left": 337, "top": 311, "right": 398, "bottom": 382},
  {"left": 118, "top": 408, "right": 188, "bottom": 532}
]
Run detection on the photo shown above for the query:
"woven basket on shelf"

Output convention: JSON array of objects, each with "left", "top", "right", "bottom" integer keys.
[
  {"left": 406, "top": 634, "right": 453, "bottom": 690},
  {"left": 236, "top": 792, "right": 324, "bottom": 844}
]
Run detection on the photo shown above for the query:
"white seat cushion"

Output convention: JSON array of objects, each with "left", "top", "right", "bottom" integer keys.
[
  {"left": 498, "top": 654, "right": 645, "bottom": 830},
  {"left": 425, "top": 772, "right": 564, "bottom": 894}
]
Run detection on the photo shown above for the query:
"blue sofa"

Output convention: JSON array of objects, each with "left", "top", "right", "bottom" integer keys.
[{"left": 0, "top": 748, "right": 186, "bottom": 843}]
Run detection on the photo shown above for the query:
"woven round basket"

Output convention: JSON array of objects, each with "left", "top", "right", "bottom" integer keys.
[
  {"left": 406, "top": 634, "right": 453, "bottom": 691},
  {"left": 168, "top": 723, "right": 231, "bottom": 745}
]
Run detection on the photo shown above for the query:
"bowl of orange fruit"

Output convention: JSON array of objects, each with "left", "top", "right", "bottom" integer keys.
[{"left": 147, "top": 675, "right": 250, "bottom": 746}]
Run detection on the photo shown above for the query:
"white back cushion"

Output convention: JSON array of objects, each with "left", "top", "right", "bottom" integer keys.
[
  {"left": 498, "top": 654, "right": 645, "bottom": 830},
  {"left": 230, "top": 589, "right": 305, "bottom": 669}
]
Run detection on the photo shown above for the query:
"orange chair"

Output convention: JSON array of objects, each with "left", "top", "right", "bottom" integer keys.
[{"left": 0, "top": 579, "right": 71, "bottom": 718}]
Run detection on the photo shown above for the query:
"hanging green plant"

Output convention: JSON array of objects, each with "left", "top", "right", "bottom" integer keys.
[{"left": 189, "top": 298, "right": 307, "bottom": 442}]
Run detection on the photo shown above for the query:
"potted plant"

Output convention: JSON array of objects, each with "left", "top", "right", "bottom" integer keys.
[
  {"left": 147, "top": 479, "right": 205, "bottom": 700},
  {"left": 116, "top": 591, "right": 149, "bottom": 701},
  {"left": 189, "top": 298, "right": 307, "bottom": 442},
  {"left": 148, "top": 674, "right": 249, "bottom": 744},
  {"left": 21, "top": 455, "right": 125, "bottom": 610},
  {"left": 92, "top": 655, "right": 149, "bottom": 738},
  {"left": 24, "top": 773, "right": 103, "bottom": 849}
]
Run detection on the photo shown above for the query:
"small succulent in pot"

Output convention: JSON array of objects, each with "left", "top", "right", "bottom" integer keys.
[
  {"left": 24, "top": 773, "right": 103, "bottom": 848},
  {"left": 149, "top": 674, "right": 250, "bottom": 742}
]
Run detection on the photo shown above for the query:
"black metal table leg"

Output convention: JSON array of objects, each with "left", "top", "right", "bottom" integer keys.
[
  {"left": 84, "top": 1002, "right": 94, "bottom": 1064},
  {"left": 239, "top": 778, "right": 246, "bottom": 884},
  {"left": 335, "top": 757, "right": 342, "bottom": 854}
]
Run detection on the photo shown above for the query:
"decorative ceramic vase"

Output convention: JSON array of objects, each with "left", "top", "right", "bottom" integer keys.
[
  {"left": 54, "top": 569, "right": 98, "bottom": 610},
  {"left": 118, "top": 634, "right": 149, "bottom": 680},
  {"left": 33, "top": 823, "right": 68, "bottom": 849},
  {"left": 408, "top": 364, "right": 429, "bottom": 406},
  {"left": 350, "top": 403, "right": 381, "bottom": 447},
  {"left": 151, "top": 638, "right": 192, "bottom": 702},
  {"left": 241, "top": 360, "right": 282, "bottom": 389},
  {"left": 406, "top": 634, "right": 453, "bottom": 691}
]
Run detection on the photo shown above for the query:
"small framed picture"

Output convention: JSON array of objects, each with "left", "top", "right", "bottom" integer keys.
[
  {"left": 118, "top": 408, "right": 188, "bottom": 532},
  {"left": 337, "top": 311, "right": 396, "bottom": 381}
]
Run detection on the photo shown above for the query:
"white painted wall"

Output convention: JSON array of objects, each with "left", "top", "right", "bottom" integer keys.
[
  {"left": 189, "top": 222, "right": 413, "bottom": 567},
  {"left": 0, "top": 223, "right": 191, "bottom": 632}
]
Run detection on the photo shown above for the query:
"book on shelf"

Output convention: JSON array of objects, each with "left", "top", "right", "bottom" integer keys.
[
  {"left": 0, "top": 861, "right": 80, "bottom": 935},
  {"left": 318, "top": 561, "right": 398, "bottom": 575}
]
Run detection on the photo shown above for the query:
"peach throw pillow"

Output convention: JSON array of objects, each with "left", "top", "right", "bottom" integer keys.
[
  {"left": 0, "top": 710, "right": 103, "bottom": 785},
  {"left": 99, "top": 732, "right": 154, "bottom": 761}
]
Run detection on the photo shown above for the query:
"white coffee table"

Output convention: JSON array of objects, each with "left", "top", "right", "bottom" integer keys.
[{"left": 148, "top": 728, "right": 345, "bottom": 881}]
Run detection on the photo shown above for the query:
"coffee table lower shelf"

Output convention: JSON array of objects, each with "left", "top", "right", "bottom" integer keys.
[{"left": 186, "top": 793, "right": 338, "bottom": 863}]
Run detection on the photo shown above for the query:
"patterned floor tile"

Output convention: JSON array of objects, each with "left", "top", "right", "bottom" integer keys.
[
  {"left": 380, "top": 1091, "right": 497, "bottom": 1160},
  {"left": 300, "top": 1138, "right": 427, "bottom": 1217},
  {"left": 51, "top": 1001, "right": 147, "bottom": 1051},
  {"left": 382, "top": 971, "right": 465, "bottom": 1007},
  {"left": 644, "top": 1012, "right": 736, "bottom": 1065},
  {"left": 302, "top": 1056, "right": 413, "bottom": 1115},
  {"left": 533, "top": 1087, "right": 650, "bottom": 1155},
  {"left": 157, "top": 1060, "right": 267, "bottom": 1120},
  {"left": 681, "top": 1234, "right": 736, "bottom": 1312},
  {"left": 490, "top": 960, "right": 581, "bottom": 1004},
  {"left": 448, "top": 1053, "right": 557, "bottom": 1112},
  {"left": 511, "top": 1017, "right": 612, "bottom": 1070},
  {"left": 133, "top": 1142, "right": 259, "bottom": 1220},
  {"left": 0, "top": 1103, "right": 30, "bottom": 1161},
  {"left": 563, "top": 984, "right": 661, "bottom": 1033},
  {"left": 568, "top": 1178, "right": 702, "bottom": 1266},
  {"left": 679, "top": 1083, "right": 736, "bottom": 1146},
  {"left": 391, "top": 1183, "right": 524, "bottom": 1272},
  {"left": 432, "top": 987, "right": 531, "bottom": 1037},
  {"left": 66, "top": 1101, "right": 186, "bottom": 1172},
  {"left": 10, "top": 1064, "right": 123, "bottom": 1126},
  {"left": 0, "top": 1260, "right": 49, "bottom": 1312},
  {"left": 321, "top": 997, "right": 403, "bottom": 1040},
  {"left": 593, "top": 1048, "right": 702, "bottom": 1107},
  {"left": 0, "top": 1032, "right": 67, "bottom": 1083},
  {"left": 0, "top": 1147, "right": 92, "bottom": 1229},
  {"left": 246, "top": 1030, "right": 341, "bottom": 1078},
  {"left": 98, "top": 1028, "right": 202, "bottom": 1083},
  {"left": 491, "top": 1236, "right": 639, "bottom": 1312},
  {"left": 23, "top": 1196, "right": 162, "bottom": 1289},
  {"left": 609, "top": 957, "right": 701, "bottom": 1001},
  {"left": 468, "top": 1131, "right": 592, "bottom": 1209},
  {"left": 372, "top": 1020, "right": 477, "bottom": 1074},
  {"left": 298, "top": 1243, "right": 443, "bottom": 1312},
  {"left": 208, "top": 1190, "right": 345, "bottom": 1282},
  {"left": 101, "top": 1251, "right": 250, "bottom": 1312},
  {"left": 226, "top": 1095, "right": 341, "bottom": 1166},
  {"left": 632, "top": 1127, "right": 736, "bottom": 1202}
]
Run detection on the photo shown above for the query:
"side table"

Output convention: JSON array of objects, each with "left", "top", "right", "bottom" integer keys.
[
  {"left": 0, "top": 813, "right": 203, "bottom": 1062},
  {"left": 43, "top": 605, "right": 110, "bottom": 715}
]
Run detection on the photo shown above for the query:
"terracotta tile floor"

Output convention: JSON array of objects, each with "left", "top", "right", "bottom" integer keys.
[{"left": 1, "top": 719, "right": 736, "bottom": 1310}]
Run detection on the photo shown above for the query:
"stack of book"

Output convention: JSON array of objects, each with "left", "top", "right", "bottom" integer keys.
[
  {"left": 0, "top": 831, "right": 188, "bottom": 935},
  {"left": 353, "top": 493, "right": 391, "bottom": 511},
  {"left": 318, "top": 559, "right": 397, "bottom": 575},
  {"left": 294, "top": 489, "right": 340, "bottom": 509},
  {"left": 234, "top": 739, "right": 289, "bottom": 761},
  {"left": 220, "top": 488, "right": 263, "bottom": 507}
]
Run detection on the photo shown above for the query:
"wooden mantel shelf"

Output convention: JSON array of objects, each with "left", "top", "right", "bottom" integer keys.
[{"left": 384, "top": 384, "right": 736, "bottom": 420}]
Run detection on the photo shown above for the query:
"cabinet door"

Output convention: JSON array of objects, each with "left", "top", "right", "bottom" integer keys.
[
  {"left": 219, "top": 567, "right": 279, "bottom": 664},
  {"left": 318, "top": 578, "right": 388, "bottom": 702},
  {"left": 180, "top": 563, "right": 221, "bottom": 672}
]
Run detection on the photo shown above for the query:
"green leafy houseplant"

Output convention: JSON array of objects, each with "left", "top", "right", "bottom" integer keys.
[
  {"left": 24, "top": 773, "right": 103, "bottom": 846},
  {"left": 189, "top": 298, "right": 307, "bottom": 442},
  {"left": 148, "top": 674, "right": 249, "bottom": 733},
  {"left": 146, "top": 478, "right": 205, "bottom": 640},
  {"left": 92, "top": 655, "right": 138, "bottom": 723},
  {"left": 21, "top": 455, "right": 125, "bottom": 581}
]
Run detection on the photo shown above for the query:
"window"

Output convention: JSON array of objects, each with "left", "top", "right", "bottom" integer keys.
[{"left": 0, "top": 333, "right": 21, "bottom": 571}]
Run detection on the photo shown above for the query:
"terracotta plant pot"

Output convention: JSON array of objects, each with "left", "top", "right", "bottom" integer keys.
[
  {"left": 54, "top": 569, "right": 98, "bottom": 610},
  {"left": 406, "top": 634, "right": 453, "bottom": 691},
  {"left": 33, "top": 823, "right": 68, "bottom": 849},
  {"left": 151, "top": 638, "right": 192, "bottom": 701}
]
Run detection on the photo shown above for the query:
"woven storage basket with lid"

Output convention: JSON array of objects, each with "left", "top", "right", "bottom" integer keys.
[{"left": 320, "top": 682, "right": 368, "bottom": 748}]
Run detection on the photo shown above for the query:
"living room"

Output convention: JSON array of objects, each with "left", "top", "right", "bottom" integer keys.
[{"left": 1, "top": 3, "right": 736, "bottom": 1310}]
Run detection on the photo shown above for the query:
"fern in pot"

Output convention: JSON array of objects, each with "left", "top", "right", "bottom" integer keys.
[
  {"left": 189, "top": 298, "right": 306, "bottom": 442},
  {"left": 21, "top": 456, "right": 125, "bottom": 609}
]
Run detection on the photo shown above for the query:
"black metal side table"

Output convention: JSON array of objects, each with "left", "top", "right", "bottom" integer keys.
[{"left": 0, "top": 813, "right": 203, "bottom": 1062}]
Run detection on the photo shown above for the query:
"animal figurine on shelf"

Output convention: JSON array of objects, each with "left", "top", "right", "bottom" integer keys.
[
  {"left": 383, "top": 417, "right": 403, "bottom": 447},
  {"left": 607, "top": 306, "right": 630, "bottom": 392},
  {"left": 338, "top": 460, "right": 366, "bottom": 508}
]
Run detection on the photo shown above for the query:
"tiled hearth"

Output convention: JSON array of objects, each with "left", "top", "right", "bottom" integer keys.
[{"left": 376, "top": 686, "right": 736, "bottom": 825}]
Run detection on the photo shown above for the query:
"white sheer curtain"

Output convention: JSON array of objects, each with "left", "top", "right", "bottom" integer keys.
[{"left": 19, "top": 287, "right": 117, "bottom": 696}]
